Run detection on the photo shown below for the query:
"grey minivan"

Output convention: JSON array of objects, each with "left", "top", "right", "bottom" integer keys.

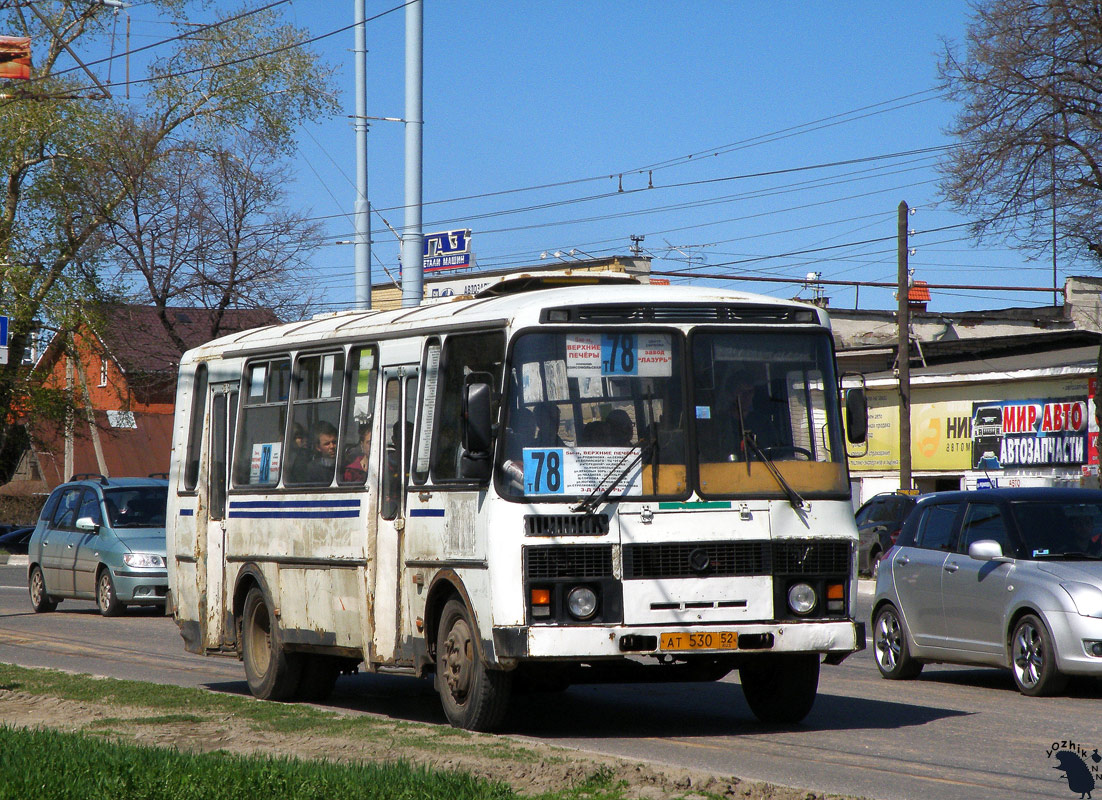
[
  {"left": 28, "top": 476, "right": 169, "bottom": 616},
  {"left": 873, "top": 488, "right": 1102, "bottom": 696}
]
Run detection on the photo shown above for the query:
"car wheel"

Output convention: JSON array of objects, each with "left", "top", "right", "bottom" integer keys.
[
  {"left": 739, "top": 653, "right": 819, "bottom": 724},
  {"left": 436, "top": 598, "right": 512, "bottom": 731},
  {"left": 869, "top": 547, "right": 882, "bottom": 580},
  {"left": 1011, "top": 614, "right": 1068, "bottom": 697},
  {"left": 28, "top": 566, "right": 57, "bottom": 613},
  {"left": 873, "top": 604, "right": 923, "bottom": 679},
  {"left": 241, "top": 586, "right": 302, "bottom": 701},
  {"left": 96, "top": 569, "right": 125, "bottom": 617}
]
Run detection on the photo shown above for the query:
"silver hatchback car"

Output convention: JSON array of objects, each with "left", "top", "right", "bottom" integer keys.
[{"left": 872, "top": 488, "right": 1102, "bottom": 696}]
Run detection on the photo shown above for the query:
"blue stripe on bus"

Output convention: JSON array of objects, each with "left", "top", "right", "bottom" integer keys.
[
  {"left": 178, "top": 508, "right": 194, "bottom": 516},
  {"left": 227, "top": 499, "right": 362, "bottom": 520},
  {"left": 229, "top": 500, "right": 361, "bottom": 509},
  {"left": 229, "top": 510, "right": 360, "bottom": 519},
  {"left": 409, "top": 508, "right": 445, "bottom": 517}
]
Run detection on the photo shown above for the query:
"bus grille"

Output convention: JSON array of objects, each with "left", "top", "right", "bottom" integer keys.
[
  {"left": 623, "top": 542, "right": 767, "bottom": 578},
  {"left": 524, "top": 514, "right": 609, "bottom": 536},
  {"left": 771, "top": 539, "right": 851, "bottom": 574},
  {"left": 623, "top": 539, "right": 850, "bottom": 579},
  {"left": 525, "top": 545, "right": 614, "bottom": 579}
]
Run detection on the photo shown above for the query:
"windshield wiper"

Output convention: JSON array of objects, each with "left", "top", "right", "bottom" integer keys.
[
  {"left": 572, "top": 443, "right": 648, "bottom": 515},
  {"left": 1034, "top": 551, "right": 1102, "bottom": 560},
  {"left": 737, "top": 398, "right": 806, "bottom": 511}
]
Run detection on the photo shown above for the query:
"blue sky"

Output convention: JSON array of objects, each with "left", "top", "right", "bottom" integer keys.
[{"left": 85, "top": 2, "right": 1084, "bottom": 314}]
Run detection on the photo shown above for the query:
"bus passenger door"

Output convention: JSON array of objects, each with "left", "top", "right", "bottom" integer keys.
[
  {"left": 373, "top": 366, "right": 418, "bottom": 665},
  {"left": 201, "top": 382, "right": 237, "bottom": 651}
]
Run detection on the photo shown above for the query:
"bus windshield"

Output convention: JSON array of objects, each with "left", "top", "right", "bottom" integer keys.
[{"left": 499, "top": 329, "right": 847, "bottom": 501}]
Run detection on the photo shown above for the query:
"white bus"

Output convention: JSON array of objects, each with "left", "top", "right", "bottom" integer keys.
[{"left": 167, "top": 274, "right": 868, "bottom": 731}]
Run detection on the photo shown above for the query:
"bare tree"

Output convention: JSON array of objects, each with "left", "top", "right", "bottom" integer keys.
[
  {"left": 103, "top": 134, "right": 323, "bottom": 350},
  {"left": 939, "top": 0, "right": 1102, "bottom": 263}
]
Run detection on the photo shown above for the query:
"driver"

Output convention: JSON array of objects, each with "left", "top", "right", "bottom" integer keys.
[{"left": 722, "top": 367, "right": 784, "bottom": 459}]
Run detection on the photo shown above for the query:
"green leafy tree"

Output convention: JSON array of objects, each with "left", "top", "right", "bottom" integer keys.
[{"left": 0, "top": 1, "right": 337, "bottom": 478}]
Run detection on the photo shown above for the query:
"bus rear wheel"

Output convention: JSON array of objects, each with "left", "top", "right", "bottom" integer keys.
[
  {"left": 241, "top": 586, "right": 302, "bottom": 701},
  {"left": 435, "top": 598, "right": 512, "bottom": 731},
  {"left": 739, "top": 653, "right": 819, "bottom": 724}
]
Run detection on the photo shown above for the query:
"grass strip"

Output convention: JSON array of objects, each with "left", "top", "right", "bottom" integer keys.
[{"left": 0, "top": 725, "right": 515, "bottom": 800}]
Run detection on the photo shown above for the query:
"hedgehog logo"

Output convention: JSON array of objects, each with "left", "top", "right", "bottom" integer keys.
[{"left": 1055, "top": 750, "right": 1096, "bottom": 798}]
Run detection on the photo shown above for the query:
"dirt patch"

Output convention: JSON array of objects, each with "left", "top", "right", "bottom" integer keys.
[{"left": 0, "top": 689, "right": 854, "bottom": 800}]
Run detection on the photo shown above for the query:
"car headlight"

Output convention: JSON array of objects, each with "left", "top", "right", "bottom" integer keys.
[
  {"left": 1062, "top": 582, "right": 1102, "bottom": 618},
  {"left": 566, "top": 586, "right": 598, "bottom": 620},
  {"left": 123, "top": 553, "right": 165, "bottom": 569},
  {"left": 787, "top": 582, "right": 817, "bottom": 615}
]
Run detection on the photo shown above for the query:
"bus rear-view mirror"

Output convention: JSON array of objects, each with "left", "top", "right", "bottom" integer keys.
[
  {"left": 461, "top": 380, "right": 493, "bottom": 481},
  {"left": 845, "top": 387, "right": 868, "bottom": 444}
]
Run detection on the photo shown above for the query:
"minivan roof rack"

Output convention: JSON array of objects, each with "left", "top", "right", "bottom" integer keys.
[{"left": 70, "top": 473, "right": 108, "bottom": 485}]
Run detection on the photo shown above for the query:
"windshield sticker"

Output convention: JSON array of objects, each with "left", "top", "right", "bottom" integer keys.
[
  {"left": 1033, "top": 549, "right": 1050, "bottom": 557},
  {"left": 521, "top": 362, "right": 544, "bottom": 404},
  {"left": 544, "top": 360, "right": 569, "bottom": 401},
  {"left": 695, "top": 405, "right": 711, "bottom": 419},
  {"left": 522, "top": 446, "right": 642, "bottom": 496},
  {"left": 565, "top": 333, "right": 672, "bottom": 378}
]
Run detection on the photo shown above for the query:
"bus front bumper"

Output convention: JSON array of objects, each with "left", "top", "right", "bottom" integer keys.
[{"left": 492, "top": 619, "right": 865, "bottom": 663}]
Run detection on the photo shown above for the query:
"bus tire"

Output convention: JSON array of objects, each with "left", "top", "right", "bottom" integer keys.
[
  {"left": 739, "top": 653, "right": 819, "bottom": 724},
  {"left": 435, "top": 598, "right": 512, "bottom": 731},
  {"left": 241, "top": 586, "right": 302, "bottom": 701},
  {"left": 296, "top": 655, "right": 342, "bottom": 702}
]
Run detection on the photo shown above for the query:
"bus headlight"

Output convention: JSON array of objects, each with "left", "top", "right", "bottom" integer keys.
[
  {"left": 787, "top": 582, "right": 817, "bottom": 615},
  {"left": 566, "top": 586, "right": 598, "bottom": 620}
]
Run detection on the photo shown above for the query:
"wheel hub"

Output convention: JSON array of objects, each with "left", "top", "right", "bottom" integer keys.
[{"left": 442, "top": 619, "right": 473, "bottom": 702}]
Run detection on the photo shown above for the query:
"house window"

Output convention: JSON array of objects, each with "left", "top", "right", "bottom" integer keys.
[{"left": 98, "top": 356, "right": 108, "bottom": 387}]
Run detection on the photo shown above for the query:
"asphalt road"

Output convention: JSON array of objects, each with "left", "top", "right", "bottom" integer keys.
[{"left": 0, "top": 559, "right": 1098, "bottom": 800}]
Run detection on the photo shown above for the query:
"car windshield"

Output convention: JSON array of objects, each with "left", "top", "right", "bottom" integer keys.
[
  {"left": 103, "top": 487, "right": 168, "bottom": 529},
  {"left": 1011, "top": 500, "right": 1102, "bottom": 558}
]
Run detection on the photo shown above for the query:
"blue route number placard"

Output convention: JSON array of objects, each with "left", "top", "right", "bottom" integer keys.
[{"left": 523, "top": 448, "right": 564, "bottom": 494}]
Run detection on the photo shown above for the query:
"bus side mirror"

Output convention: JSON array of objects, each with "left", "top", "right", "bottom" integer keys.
[
  {"left": 845, "top": 387, "right": 868, "bottom": 444},
  {"left": 460, "top": 380, "right": 493, "bottom": 481}
]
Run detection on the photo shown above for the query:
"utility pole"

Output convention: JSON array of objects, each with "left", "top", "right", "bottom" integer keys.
[
  {"left": 353, "top": 0, "right": 371, "bottom": 310},
  {"left": 897, "top": 201, "right": 911, "bottom": 491},
  {"left": 400, "top": 0, "right": 424, "bottom": 308}
]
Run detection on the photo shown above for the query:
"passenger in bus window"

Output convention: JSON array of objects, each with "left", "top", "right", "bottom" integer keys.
[
  {"left": 342, "top": 421, "right": 372, "bottom": 484},
  {"left": 304, "top": 420, "right": 338, "bottom": 483},
  {"left": 605, "top": 409, "right": 633, "bottom": 446},
  {"left": 532, "top": 404, "right": 563, "bottom": 447}
]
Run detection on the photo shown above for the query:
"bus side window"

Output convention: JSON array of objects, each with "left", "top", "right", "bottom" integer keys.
[
  {"left": 338, "top": 346, "right": 378, "bottom": 486},
  {"left": 183, "top": 364, "right": 208, "bottom": 491},
  {"left": 285, "top": 352, "right": 345, "bottom": 487},
  {"left": 380, "top": 379, "right": 402, "bottom": 520},
  {"left": 429, "top": 331, "right": 504, "bottom": 482},
  {"left": 233, "top": 358, "right": 290, "bottom": 487}
]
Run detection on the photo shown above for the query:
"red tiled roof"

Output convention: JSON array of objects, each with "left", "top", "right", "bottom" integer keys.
[
  {"left": 908, "top": 281, "right": 931, "bottom": 303},
  {"left": 96, "top": 304, "right": 280, "bottom": 375},
  {"left": 31, "top": 411, "right": 175, "bottom": 489}
]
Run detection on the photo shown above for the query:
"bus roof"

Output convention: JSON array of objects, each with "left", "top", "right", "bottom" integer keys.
[{"left": 181, "top": 282, "right": 830, "bottom": 364}]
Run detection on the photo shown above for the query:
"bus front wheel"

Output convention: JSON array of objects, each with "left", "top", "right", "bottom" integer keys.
[
  {"left": 435, "top": 598, "right": 512, "bottom": 731},
  {"left": 241, "top": 586, "right": 302, "bottom": 701},
  {"left": 739, "top": 653, "right": 819, "bottom": 724}
]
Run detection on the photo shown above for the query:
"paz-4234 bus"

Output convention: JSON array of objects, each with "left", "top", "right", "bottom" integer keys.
[{"left": 167, "top": 273, "right": 868, "bottom": 731}]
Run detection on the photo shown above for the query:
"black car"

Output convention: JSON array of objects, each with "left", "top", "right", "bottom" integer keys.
[
  {"left": 0, "top": 526, "right": 33, "bottom": 556},
  {"left": 855, "top": 493, "right": 917, "bottom": 577}
]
